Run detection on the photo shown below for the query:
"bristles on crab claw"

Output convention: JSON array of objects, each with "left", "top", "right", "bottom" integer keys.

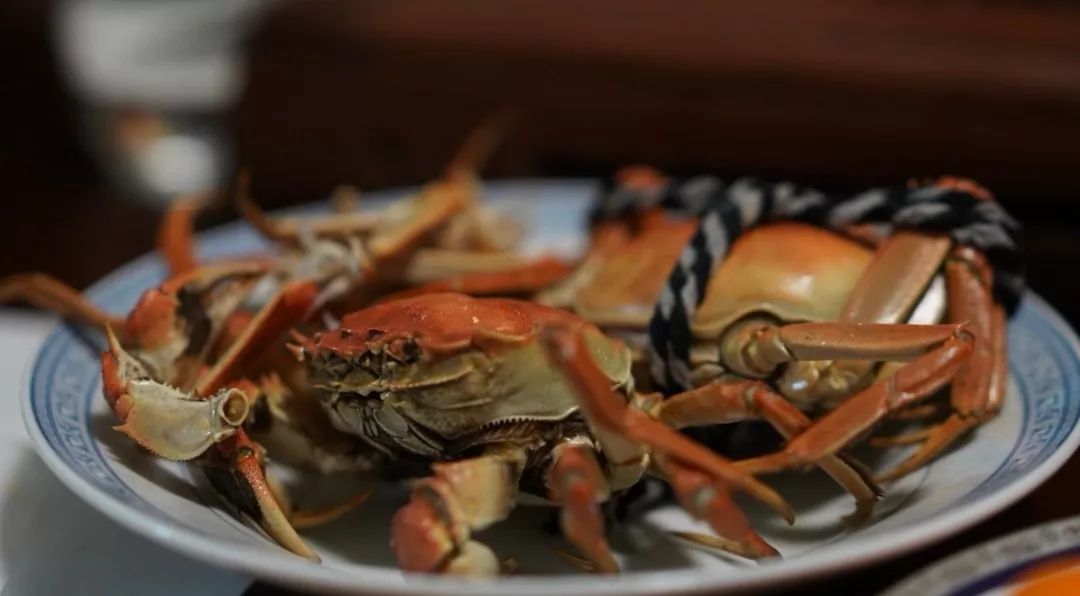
[{"left": 538, "top": 325, "right": 795, "bottom": 525}]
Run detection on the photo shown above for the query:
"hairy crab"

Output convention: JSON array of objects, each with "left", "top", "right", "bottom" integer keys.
[
  {"left": 533, "top": 169, "right": 1015, "bottom": 522},
  {"left": 0, "top": 123, "right": 579, "bottom": 570},
  {"left": 291, "top": 292, "right": 794, "bottom": 573}
]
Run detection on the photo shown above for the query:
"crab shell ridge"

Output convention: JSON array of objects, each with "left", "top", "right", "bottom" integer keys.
[{"left": 307, "top": 293, "right": 634, "bottom": 444}]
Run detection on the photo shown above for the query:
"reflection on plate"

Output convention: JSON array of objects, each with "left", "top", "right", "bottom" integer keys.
[
  {"left": 884, "top": 515, "right": 1080, "bottom": 596},
  {"left": 21, "top": 181, "right": 1080, "bottom": 595}
]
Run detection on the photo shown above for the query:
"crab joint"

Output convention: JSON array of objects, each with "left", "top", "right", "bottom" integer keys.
[{"left": 114, "top": 384, "right": 250, "bottom": 461}]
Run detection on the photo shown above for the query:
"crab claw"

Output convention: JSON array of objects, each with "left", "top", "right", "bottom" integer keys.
[
  {"left": 102, "top": 327, "right": 318, "bottom": 561},
  {"left": 201, "top": 429, "right": 319, "bottom": 561},
  {"left": 102, "top": 327, "right": 249, "bottom": 460}
]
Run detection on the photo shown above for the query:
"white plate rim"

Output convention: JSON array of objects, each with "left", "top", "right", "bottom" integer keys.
[{"left": 20, "top": 179, "right": 1080, "bottom": 595}]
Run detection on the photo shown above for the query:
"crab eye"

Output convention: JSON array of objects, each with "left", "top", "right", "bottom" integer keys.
[
  {"left": 356, "top": 351, "right": 377, "bottom": 370},
  {"left": 400, "top": 339, "right": 420, "bottom": 363},
  {"left": 323, "top": 354, "right": 351, "bottom": 378}
]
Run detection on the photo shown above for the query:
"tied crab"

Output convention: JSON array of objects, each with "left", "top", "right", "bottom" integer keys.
[{"left": 537, "top": 168, "right": 1015, "bottom": 521}]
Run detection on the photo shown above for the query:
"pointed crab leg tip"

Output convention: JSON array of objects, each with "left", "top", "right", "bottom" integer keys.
[
  {"left": 874, "top": 460, "right": 926, "bottom": 484},
  {"left": 104, "top": 324, "right": 122, "bottom": 351},
  {"left": 737, "top": 474, "right": 795, "bottom": 524},
  {"left": 553, "top": 548, "right": 601, "bottom": 574},
  {"left": 846, "top": 502, "right": 877, "bottom": 526},
  {"left": 768, "top": 493, "right": 796, "bottom": 526},
  {"left": 289, "top": 488, "right": 374, "bottom": 530},
  {"left": 873, "top": 447, "right": 940, "bottom": 483},
  {"left": 231, "top": 440, "right": 320, "bottom": 562},
  {"left": 873, "top": 469, "right": 905, "bottom": 484},
  {"left": 873, "top": 418, "right": 978, "bottom": 484},
  {"left": 669, "top": 531, "right": 780, "bottom": 561},
  {"left": 258, "top": 494, "right": 321, "bottom": 562}
]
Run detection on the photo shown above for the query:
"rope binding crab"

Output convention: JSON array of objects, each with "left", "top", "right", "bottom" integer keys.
[{"left": 590, "top": 168, "right": 1024, "bottom": 396}]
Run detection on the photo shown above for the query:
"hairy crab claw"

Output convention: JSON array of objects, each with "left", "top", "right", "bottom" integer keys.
[
  {"left": 102, "top": 326, "right": 249, "bottom": 459},
  {"left": 101, "top": 326, "right": 320, "bottom": 561}
]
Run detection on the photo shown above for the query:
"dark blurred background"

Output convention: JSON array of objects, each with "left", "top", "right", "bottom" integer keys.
[
  {"left": 2, "top": 2, "right": 1080, "bottom": 593},
  {"left": 4, "top": 1, "right": 1080, "bottom": 312}
]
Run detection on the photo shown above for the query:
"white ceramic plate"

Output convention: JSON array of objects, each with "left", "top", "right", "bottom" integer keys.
[
  {"left": 22, "top": 180, "right": 1080, "bottom": 595},
  {"left": 883, "top": 514, "right": 1080, "bottom": 596}
]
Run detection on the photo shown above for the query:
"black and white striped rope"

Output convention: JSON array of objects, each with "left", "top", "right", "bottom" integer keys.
[{"left": 593, "top": 174, "right": 1024, "bottom": 395}]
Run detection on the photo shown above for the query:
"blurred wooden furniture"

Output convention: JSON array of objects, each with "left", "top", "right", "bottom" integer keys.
[{"left": 239, "top": 0, "right": 1080, "bottom": 207}]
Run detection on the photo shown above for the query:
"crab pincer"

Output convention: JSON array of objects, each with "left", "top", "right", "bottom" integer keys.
[{"left": 101, "top": 326, "right": 319, "bottom": 561}]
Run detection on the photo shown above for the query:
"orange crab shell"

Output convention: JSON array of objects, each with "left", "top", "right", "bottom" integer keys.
[
  {"left": 313, "top": 293, "right": 590, "bottom": 360},
  {"left": 306, "top": 293, "right": 636, "bottom": 448}
]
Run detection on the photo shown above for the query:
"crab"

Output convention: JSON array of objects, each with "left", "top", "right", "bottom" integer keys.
[
  {"left": 286, "top": 292, "right": 802, "bottom": 574},
  {"left": 231, "top": 116, "right": 573, "bottom": 310},
  {"left": 0, "top": 121, "right": 572, "bottom": 564},
  {"left": 536, "top": 171, "right": 1008, "bottom": 522}
]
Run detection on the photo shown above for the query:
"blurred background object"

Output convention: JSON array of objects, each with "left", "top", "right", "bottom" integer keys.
[
  {"left": 2, "top": 2, "right": 1080, "bottom": 592},
  {"left": 55, "top": 0, "right": 273, "bottom": 201}
]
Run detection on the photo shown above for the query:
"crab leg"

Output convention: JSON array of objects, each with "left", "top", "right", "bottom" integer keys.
[
  {"left": 205, "top": 429, "right": 320, "bottom": 560},
  {"left": 724, "top": 321, "right": 964, "bottom": 379},
  {"left": 164, "top": 278, "right": 335, "bottom": 561},
  {"left": 738, "top": 328, "right": 973, "bottom": 474},
  {"left": 875, "top": 247, "right": 1006, "bottom": 481},
  {"left": 158, "top": 193, "right": 212, "bottom": 276},
  {"left": 841, "top": 231, "right": 952, "bottom": 324},
  {"left": 548, "top": 443, "right": 618, "bottom": 573},
  {"left": 778, "top": 231, "right": 952, "bottom": 400},
  {"left": 196, "top": 279, "right": 319, "bottom": 396},
  {"left": 659, "top": 380, "right": 880, "bottom": 523},
  {"left": 0, "top": 273, "right": 125, "bottom": 331},
  {"left": 657, "top": 456, "right": 778, "bottom": 559},
  {"left": 101, "top": 327, "right": 318, "bottom": 560},
  {"left": 442, "top": 110, "right": 513, "bottom": 180},
  {"left": 382, "top": 256, "right": 574, "bottom": 301},
  {"left": 391, "top": 445, "right": 524, "bottom": 575},
  {"left": 540, "top": 326, "right": 794, "bottom": 524},
  {"left": 402, "top": 250, "right": 546, "bottom": 284},
  {"left": 236, "top": 112, "right": 508, "bottom": 255},
  {"left": 235, "top": 172, "right": 377, "bottom": 248},
  {"left": 790, "top": 176, "right": 993, "bottom": 404}
]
